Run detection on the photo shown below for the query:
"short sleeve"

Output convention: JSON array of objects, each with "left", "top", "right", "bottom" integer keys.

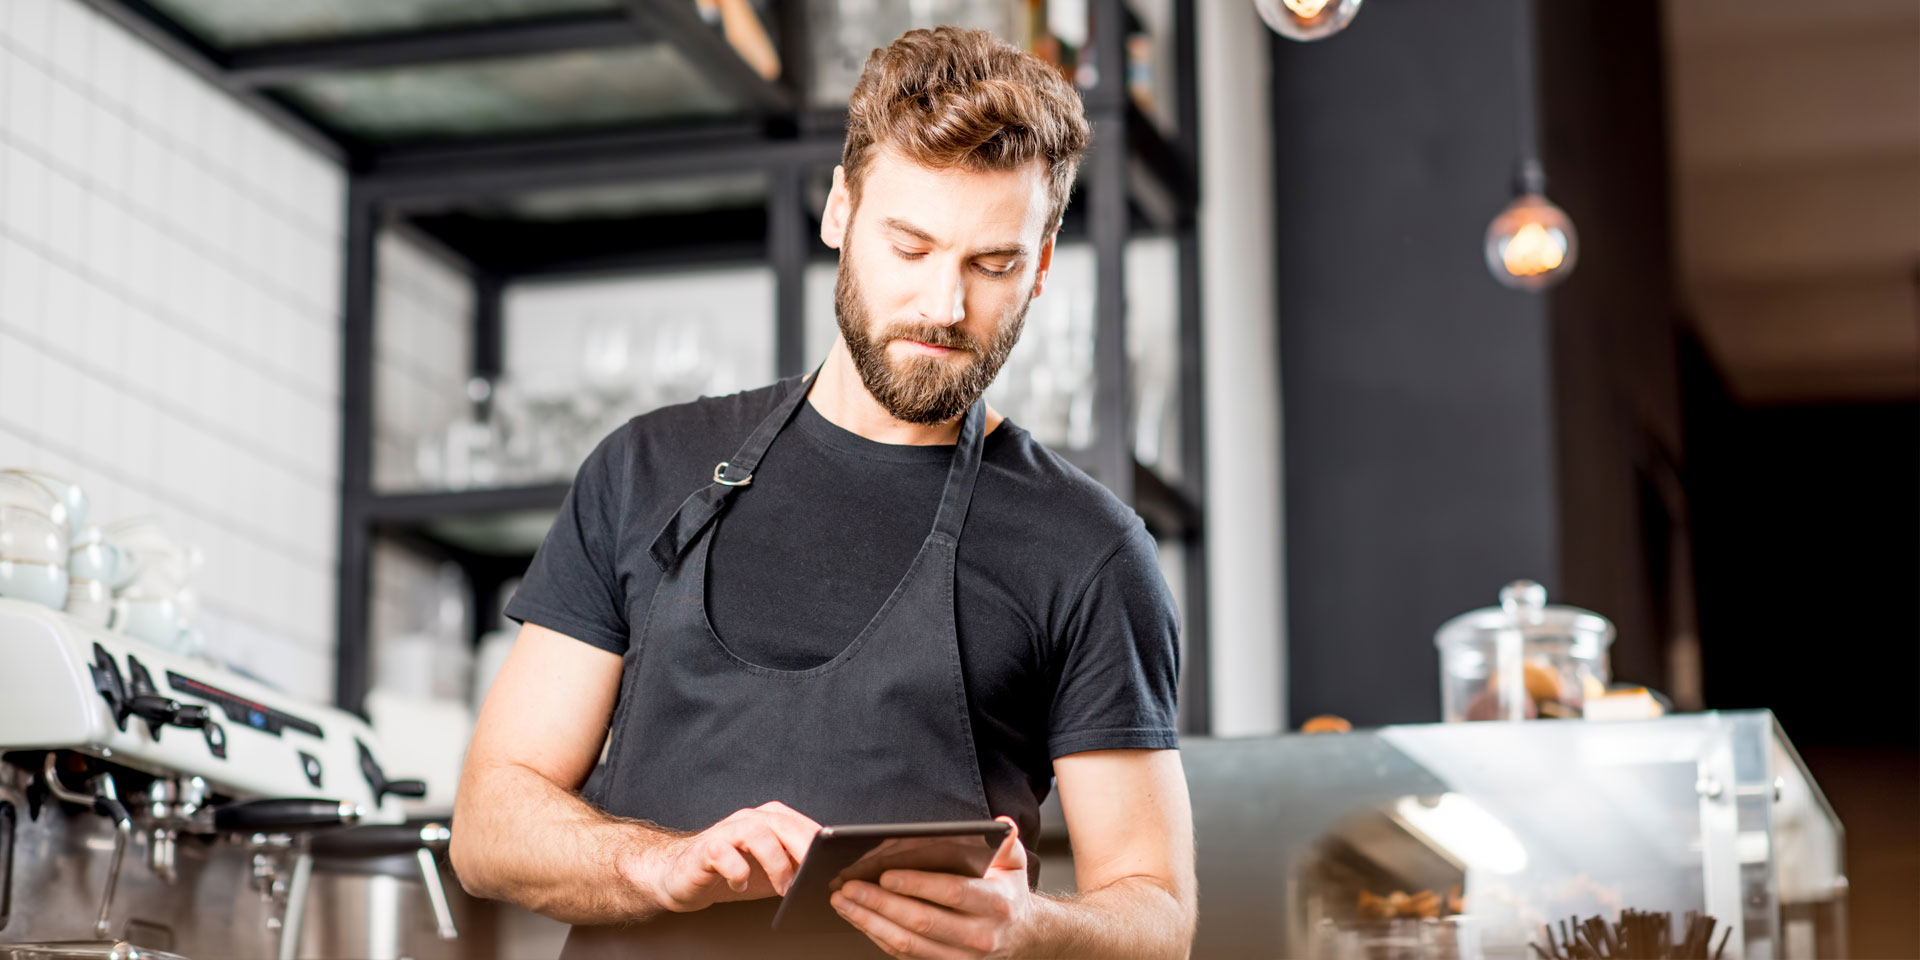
[
  {"left": 504, "top": 428, "right": 633, "bottom": 655},
  {"left": 1046, "top": 524, "right": 1182, "bottom": 758}
]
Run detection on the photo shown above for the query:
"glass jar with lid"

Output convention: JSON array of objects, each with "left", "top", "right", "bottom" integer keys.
[{"left": 1432, "top": 580, "right": 1614, "bottom": 722}]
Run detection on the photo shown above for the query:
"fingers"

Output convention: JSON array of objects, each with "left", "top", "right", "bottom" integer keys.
[
  {"left": 988, "top": 816, "right": 1025, "bottom": 872},
  {"left": 735, "top": 823, "right": 799, "bottom": 894},
  {"left": 876, "top": 869, "right": 1000, "bottom": 916},
  {"left": 754, "top": 801, "right": 822, "bottom": 863},
  {"left": 833, "top": 886, "right": 983, "bottom": 960},
  {"left": 700, "top": 835, "right": 756, "bottom": 892}
]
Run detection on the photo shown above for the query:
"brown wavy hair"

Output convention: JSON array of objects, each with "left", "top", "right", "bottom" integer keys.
[{"left": 842, "top": 26, "right": 1092, "bottom": 233}]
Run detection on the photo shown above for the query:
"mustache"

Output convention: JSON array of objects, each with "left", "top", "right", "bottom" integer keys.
[{"left": 880, "top": 322, "right": 977, "bottom": 353}]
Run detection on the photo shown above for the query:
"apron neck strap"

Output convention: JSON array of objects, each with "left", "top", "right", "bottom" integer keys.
[
  {"left": 646, "top": 372, "right": 991, "bottom": 571},
  {"left": 647, "top": 370, "right": 815, "bottom": 572},
  {"left": 930, "top": 398, "right": 987, "bottom": 542}
]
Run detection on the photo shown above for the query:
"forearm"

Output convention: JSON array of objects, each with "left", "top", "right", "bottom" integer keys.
[
  {"left": 1013, "top": 876, "right": 1195, "bottom": 959},
  {"left": 450, "top": 760, "right": 680, "bottom": 925}
]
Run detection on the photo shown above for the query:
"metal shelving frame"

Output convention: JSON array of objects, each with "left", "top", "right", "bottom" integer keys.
[{"left": 77, "top": 0, "right": 1210, "bottom": 733}]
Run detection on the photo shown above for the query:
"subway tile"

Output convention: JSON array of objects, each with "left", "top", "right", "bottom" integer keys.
[
  {"left": 87, "top": 13, "right": 133, "bottom": 108},
  {"left": 4, "top": 141, "right": 48, "bottom": 250},
  {"left": 42, "top": 262, "right": 83, "bottom": 350},
  {"left": 114, "top": 387, "right": 156, "bottom": 481},
  {"left": 84, "top": 190, "right": 124, "bottom": 280},
  {"left": 36, "top": 350, "right": 80, "bottom": 449},
  {"left": 200, "top": 96, "right": 239, "bottom": 180},
  {"left": 6, "top": 0, "right": 52, "bottom": 70},
  {"left": 155, "top": 413, "right": 196, "bottom": 503},
  {"left": 44, "top": 0, "right": 91, "bottom": 86},
  {"left": 0, "top": 424, "right": 32, "bottom": 470},
  {"left": 78, "top": 284, "right": 121, "bottom": 382},
  {"left": 0, "top": 330, "right": 42, "bottom": 431},
  {"left": 43, "top": 169, "right": 85, "bottom": 264},
  {"left": 118, "top": 306, "right": 160, "bottom": 396},
  {"left": 46, "top": 77, "right": 87, "bottom": 174},
  {"left": 151, "top": 321, "right": 190, "bottom": 409},
  {"left": 0, "top": 236, "right": 47, "bottom": 339},
  {"left": 85, "top": 103, "right": 126, "bottom": 195},
  {"left": 75, "top": 370, "right": 114, "bottom": 460}
]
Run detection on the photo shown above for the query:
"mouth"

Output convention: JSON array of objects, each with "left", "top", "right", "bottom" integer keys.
[{"left": 892, "top": 338, "right": 963, "bottom": 358}]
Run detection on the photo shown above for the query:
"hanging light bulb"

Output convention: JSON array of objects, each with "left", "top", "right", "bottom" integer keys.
[
  {"left": 1484, "top": 160, "right": 1578, "bottom": 291},
  {"left": 1255, "top": 0, "right": 1363, "bottom": 42}
]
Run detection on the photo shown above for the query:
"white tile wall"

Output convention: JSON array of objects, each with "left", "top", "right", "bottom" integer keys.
[
  {"left": 372, "top": 231, "right": 472, "bottom": 490},
  {"left": 0, "top": 0, "right": 344, "bottom": 703}
]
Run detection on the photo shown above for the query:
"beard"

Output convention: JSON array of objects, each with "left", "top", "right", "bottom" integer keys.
[{"left": 834, "top": 243, "right": 1029, "bottom": 426}]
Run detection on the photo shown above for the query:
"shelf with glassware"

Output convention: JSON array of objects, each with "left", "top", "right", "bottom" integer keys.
[
  {"left": 335, "top": 0, "right": 1208, "bottom": 731},
  {"left": 362, "top": 224, "right": 1201, "bottom": 551}
]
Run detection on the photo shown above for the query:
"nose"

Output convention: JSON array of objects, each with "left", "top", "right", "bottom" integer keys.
[{"left": 911, "top": 260, "right": 967, "bottom": 326}]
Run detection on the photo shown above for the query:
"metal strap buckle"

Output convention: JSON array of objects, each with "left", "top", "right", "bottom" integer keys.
[{"left": 713, "top": 462, "right": 752, "bottom": 487}]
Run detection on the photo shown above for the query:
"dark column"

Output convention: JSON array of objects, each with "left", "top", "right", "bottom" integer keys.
[
  {"left": 1536, "top": 0, "right": 1688, "bottom": 695},
  {"left": 335, "top": 190, "right": 378, "bottom": 717},
  {"left": 1272, "top": 0, "right": 1557, "bottom": 727}
]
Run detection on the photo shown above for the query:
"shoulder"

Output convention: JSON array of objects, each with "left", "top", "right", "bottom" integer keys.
[
  {"left": 596, "top": 379, "right": 794, "bottom": 470},
  {"left": 974, "top": 423, "right": 1148, "bottom": 562}
]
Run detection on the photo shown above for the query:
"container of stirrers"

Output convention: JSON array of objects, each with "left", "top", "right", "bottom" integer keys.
[{"left": 1532, "top": 909, "right": 1732, "bottom": 960}]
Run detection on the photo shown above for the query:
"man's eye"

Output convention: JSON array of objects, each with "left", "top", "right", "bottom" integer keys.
[
  {"left": 976, "top": 263, "right": 1014, "bottom": 279},
  {"left": 894, "top": 248, "right": 927, "bottom": 261}
]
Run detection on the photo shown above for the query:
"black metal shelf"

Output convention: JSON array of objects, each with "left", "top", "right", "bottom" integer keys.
[{"left": 361, "top": 449, "right": 1199, "bottom": 554}]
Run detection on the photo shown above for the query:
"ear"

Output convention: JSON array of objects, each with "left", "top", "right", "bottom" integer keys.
[
  {"left": 820, "top": 165, "right": 852, "bottom": 250},
  {"left": 1031, "top": 228, "right": 1059, "bottom": 299}
]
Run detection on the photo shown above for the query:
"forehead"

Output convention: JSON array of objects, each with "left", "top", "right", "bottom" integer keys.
[{"left": 854, "top": 147, "right": 1052, "bottom": 243}]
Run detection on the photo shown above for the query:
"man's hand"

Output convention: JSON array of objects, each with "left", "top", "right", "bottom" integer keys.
[
  {"left": 830, "top": 816, "right": 1032, "bottom": 959},
  {"left": 625, "top": 801, "right": 822, "bottom": 913}
]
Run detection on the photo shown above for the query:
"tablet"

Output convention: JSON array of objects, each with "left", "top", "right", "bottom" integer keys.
[{"left": 770, "top": 820, "right": 1012, "bottom": 932}]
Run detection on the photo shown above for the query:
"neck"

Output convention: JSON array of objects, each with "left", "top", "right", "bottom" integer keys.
[{"left": 807, "top": 338, "right": 1004, "bottom": 446}]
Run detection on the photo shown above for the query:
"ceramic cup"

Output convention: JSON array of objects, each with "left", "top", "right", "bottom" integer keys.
[
  {"left": 0, "top": 558, "right": 72, "bottom": 610},
  {"left": 112, "top": 595, "right": 185, "bottom": 648},
  {"left": 103, "top": 517, "right": 197, "bottom": 599},
  {"left": 0, "top": 469, "right": 86, "bottom": 540},
  {"left": 65, "top": 578, "right": 113, "bottom": 628},
  {"left": 68, "top": 526, "right": 139, "bottom": 590},
  {"left": 0, "top": 505, "right": 67, "bottom": 566}
]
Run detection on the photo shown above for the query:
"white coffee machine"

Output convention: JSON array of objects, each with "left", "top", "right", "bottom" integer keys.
[{"left": 0, "top": 598, "right": 456, "bottom": 959}]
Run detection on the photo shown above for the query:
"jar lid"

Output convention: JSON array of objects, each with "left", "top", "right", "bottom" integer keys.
[{"left": 1432, "top": 579, "right": 1615, "bottom": 655}]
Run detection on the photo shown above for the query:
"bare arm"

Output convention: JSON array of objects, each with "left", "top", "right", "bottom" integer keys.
[
  {"left": 450, "top": 622, "right": 820, "bottom": 925},
  {"left": 827, "top": 749, "right": 1195, "bottom": 958},
  {"left": 1018, "top": 749, "right": 1196, "bottom": 958}
]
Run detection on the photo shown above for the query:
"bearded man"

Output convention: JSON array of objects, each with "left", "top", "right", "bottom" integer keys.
[{"left": 450, "top": 25, "right": 1195, "bottom": 960}]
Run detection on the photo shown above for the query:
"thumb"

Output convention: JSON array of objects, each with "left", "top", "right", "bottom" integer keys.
[{"left": 988, "top": 816, "right": 1026, "bottom": 873}]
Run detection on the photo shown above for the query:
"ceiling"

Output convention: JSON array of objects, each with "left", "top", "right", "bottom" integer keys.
[{"left": 1663, "top": 0, "right": 1920, "bottom": 405}]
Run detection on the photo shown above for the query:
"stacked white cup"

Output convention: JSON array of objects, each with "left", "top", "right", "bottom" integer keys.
[{"left": 0, "top": 469, "right": 82, "bottom": 611}]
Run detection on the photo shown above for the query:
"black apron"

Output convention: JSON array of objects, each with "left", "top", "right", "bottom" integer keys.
[{"left": 561, "top": 373, "right": 1031, "bottom": 959}]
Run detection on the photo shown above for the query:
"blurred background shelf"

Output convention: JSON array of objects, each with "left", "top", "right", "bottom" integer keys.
[{"left": 363, "top": 451, "right": 1198, "bottom": 560}]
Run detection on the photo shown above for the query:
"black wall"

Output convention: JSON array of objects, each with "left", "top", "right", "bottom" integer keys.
[{"left": 1273, "top": 0, "right": 1558, "bottom": 727}]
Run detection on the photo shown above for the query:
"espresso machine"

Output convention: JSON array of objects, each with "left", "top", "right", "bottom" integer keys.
[{"left": 0, "top": 598, "right": 459, "bottom": 959}]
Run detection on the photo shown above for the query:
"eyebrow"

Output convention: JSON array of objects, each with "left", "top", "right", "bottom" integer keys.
[{"left": 881, "top": 217, "right": 1028, "bottom": 260}]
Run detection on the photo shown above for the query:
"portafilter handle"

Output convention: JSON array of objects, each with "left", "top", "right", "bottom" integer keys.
[
  {"left": 305, "top": 822, "right": 458, "bottom": 941},
  {"left": 211, "top": 798, "right": 364, "bottom": 833}
]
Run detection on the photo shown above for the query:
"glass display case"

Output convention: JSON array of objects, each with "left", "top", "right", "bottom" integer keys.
[{"left": 1174, "top": 712, "right": 1845, "bottom": 959}]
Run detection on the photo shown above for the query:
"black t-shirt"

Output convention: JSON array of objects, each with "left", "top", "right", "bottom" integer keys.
[{"left": 504, "top": 382, "right": 1180, "bottom": 809}]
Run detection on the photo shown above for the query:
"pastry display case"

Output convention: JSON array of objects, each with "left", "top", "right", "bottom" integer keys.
[{"left": 1178, "top": 711, "right": 1844, "bottom": 959}]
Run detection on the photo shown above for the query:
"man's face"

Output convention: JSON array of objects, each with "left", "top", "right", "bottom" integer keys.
[{"left": 823, "top": 148, "right": 1056, "bottom": 425}]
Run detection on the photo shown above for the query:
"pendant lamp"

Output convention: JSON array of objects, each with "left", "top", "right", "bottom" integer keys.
[
  {"left": 1484, "top": 0, "right": 1576, "bottom": 290},
  {"left": 1255, "top": 0, "right": 1363, "bottom": 42}
]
